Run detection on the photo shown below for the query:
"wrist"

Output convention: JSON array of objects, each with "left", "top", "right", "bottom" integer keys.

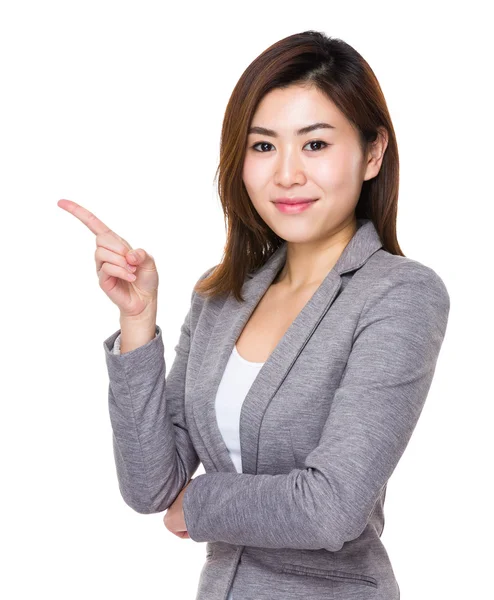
[{"left": 120, "top": 298, "right": 158, "bottom": 325}]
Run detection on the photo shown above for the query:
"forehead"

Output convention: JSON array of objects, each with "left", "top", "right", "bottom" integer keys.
[{"left": 251, "top": 85, "right": 347, "bottom": 133}]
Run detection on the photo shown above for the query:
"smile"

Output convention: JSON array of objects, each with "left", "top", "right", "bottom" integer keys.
[{"left": 273, "top": 200, "right": 318, "bottom": 214}]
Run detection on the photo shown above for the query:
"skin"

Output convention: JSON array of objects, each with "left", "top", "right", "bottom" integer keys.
[
  {"left": 243, "top": 83, "right": 388, "bottom": 292},
  {"left": 56, "top": 199, "right": 159, "bottom": 317}
]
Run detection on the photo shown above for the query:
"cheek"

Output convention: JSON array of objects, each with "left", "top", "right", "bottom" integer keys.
[
  {"left": 242, "top": 159, "right": 268, "bottom": 216},
  {"left": 312, "top": 149, "right": 362, "bottom": 192},
  {"left": 243, "top": 155, "right": 270, "bottom": 189},
  {"left": 310, "top": 159, "right": 335, "bottom": 187},
  {"left": 242, "top": 156, "right": 255, "bottom": 187}
]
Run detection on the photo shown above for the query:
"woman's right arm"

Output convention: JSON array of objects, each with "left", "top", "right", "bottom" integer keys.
[
  {"left": 57, "top": 198, "right": 205, "bottom": 514},
  {"left": 103, "top": 294, "right": 201, "bottom": 514},
  {"left": 117, "top": 303, "right": 158, "bottom": 354}
]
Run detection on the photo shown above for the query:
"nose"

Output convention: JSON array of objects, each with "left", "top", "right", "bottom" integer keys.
[{"left": 273, "top": 148, "right": 307, "bottom": 187}]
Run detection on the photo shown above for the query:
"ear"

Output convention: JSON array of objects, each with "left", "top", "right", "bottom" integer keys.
[{"left": 363, "top": 127, "right": 389, "bottom": 181}]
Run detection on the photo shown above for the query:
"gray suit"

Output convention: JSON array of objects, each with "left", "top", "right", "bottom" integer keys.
[{"left": 103, "top": 218, "right": 450, "bottom": 599}]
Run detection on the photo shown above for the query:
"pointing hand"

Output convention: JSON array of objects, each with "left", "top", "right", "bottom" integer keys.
[{"left": 57, "top": 199, "right": 159, "bottom": 318}]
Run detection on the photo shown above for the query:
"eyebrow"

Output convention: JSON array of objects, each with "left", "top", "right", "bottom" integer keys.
[{"left": 247, "top": 122, "right": 336, "bottom": 137}]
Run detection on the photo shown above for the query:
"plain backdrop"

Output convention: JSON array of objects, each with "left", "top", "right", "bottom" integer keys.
[{"left": 1, "top": 1, "right": 492, "bottom": 598}]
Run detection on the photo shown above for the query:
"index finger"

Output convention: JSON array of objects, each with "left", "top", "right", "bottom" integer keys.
[{"left": 57, "top": 199, "right": 113, "bottom": 236}]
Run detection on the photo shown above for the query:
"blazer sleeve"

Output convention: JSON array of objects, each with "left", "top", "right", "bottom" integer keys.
[
  {"left": 103, "top": 267, "right": 212, "bottom": 514},
  {"left": 182, "top": 262, "right": 451, "bottom": 551},
  {"left": 111, "top": 332, "right": 158, "bottom": 355}
]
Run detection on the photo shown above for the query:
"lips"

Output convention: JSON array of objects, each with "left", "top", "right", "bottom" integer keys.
[
  {"left": 273, "top": 199, "right": 318, "bottom": 214},
  {"left": 273, "top": 197, "right": 317, "bottom": 205}
]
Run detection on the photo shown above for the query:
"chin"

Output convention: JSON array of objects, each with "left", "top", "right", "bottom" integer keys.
[{"left": 269, "top": 225, "right": 318, "bottom": 245}]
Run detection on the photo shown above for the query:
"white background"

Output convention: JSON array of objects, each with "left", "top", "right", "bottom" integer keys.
[{"left": 1, "top": 1, "right": 492, "bottom": 598}]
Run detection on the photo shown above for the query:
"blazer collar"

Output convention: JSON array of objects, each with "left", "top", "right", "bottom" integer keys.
[{"left": 190, "top": 218, "right": 383, "bottom": 474}]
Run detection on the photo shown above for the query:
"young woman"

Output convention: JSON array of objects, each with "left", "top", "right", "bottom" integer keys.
[{"left": 59, "top": 30, "right": 450, "bottom": 600}]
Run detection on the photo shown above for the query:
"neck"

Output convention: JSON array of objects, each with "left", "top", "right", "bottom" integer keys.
[{"left": 274, "top": 216, "right": 358, "bottom": 291}]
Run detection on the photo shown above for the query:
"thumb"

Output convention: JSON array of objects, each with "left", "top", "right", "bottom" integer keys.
[{"left": 127, "top": 248, "right": 145, "bottom": 263}]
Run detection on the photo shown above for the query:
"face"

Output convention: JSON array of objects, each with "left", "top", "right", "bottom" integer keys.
[{"left": 242, "top": 84, "right": 386, "bottom": 244}]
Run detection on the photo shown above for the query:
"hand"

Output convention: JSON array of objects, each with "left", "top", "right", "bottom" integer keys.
[
  {"left": 57, "top": 199, "right": 159, "bottom": 318},
  {"left": 163, "top": 480, "right": 192, "bottom": 539}
]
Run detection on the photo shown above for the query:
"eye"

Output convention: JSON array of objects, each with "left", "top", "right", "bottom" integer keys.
[
  {"left": 304, "top": 140, "right": 329, "bottom": 151},
  {"left": 251, "top": 141, "right": 274, "bottom": 152},
  {"left": 250, "top": 140, "right": 329, "bottom": 152}
]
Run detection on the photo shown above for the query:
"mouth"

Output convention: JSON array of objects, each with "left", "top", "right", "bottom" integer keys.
[
  {"left": 272, "top": 197, "right": 318, "bottom": 205},
  {"left": 272, "top": 198, "right": 318, "bottom": 214}
]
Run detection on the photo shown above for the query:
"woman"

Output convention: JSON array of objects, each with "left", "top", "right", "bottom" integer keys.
[{"left": 59, "top": 30, "right": 450, "bottom": 600}]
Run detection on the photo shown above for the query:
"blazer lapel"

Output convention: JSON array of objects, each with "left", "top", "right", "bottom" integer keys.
[{"left": 190, "top": 218, "right": 383, "bottom": 474}]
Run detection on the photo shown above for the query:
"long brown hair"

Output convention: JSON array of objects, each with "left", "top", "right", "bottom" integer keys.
[{"left": 194, "top": 30, "right": 404, "bottom": 303}]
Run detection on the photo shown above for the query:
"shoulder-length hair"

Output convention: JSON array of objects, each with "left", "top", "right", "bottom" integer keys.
[{"left": 194, "top": 30, "right": 404, "bottom": 303}]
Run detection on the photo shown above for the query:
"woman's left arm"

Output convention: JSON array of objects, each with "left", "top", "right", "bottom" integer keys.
[{"left": 181, "top": 263, "right": 451, "bottom": 551}]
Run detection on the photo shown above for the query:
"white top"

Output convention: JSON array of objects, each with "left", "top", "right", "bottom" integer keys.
[
  {"left": 112, "top": 332, "right": 264, "bottom": 600},
  {"left": 214, "top": 343, "right": 264, "bottom": 473}
]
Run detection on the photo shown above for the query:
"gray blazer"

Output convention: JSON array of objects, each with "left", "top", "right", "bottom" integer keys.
[{"left": 103, "top": 218, "right": 450, "bottom": 600}]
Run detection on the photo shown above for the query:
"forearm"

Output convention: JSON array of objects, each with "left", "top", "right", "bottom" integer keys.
[
  {"left": 105, "top": 322, "right": 197, "bottom": 514},
  {"left": 104, "top": 298, "right": 200, "bottom": 514},
  {"left": 119, "top": 301, "right": 158, "bottom": 354},
  {"left": 182, "top": 470, "right": 346, "bottom": 551}
]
